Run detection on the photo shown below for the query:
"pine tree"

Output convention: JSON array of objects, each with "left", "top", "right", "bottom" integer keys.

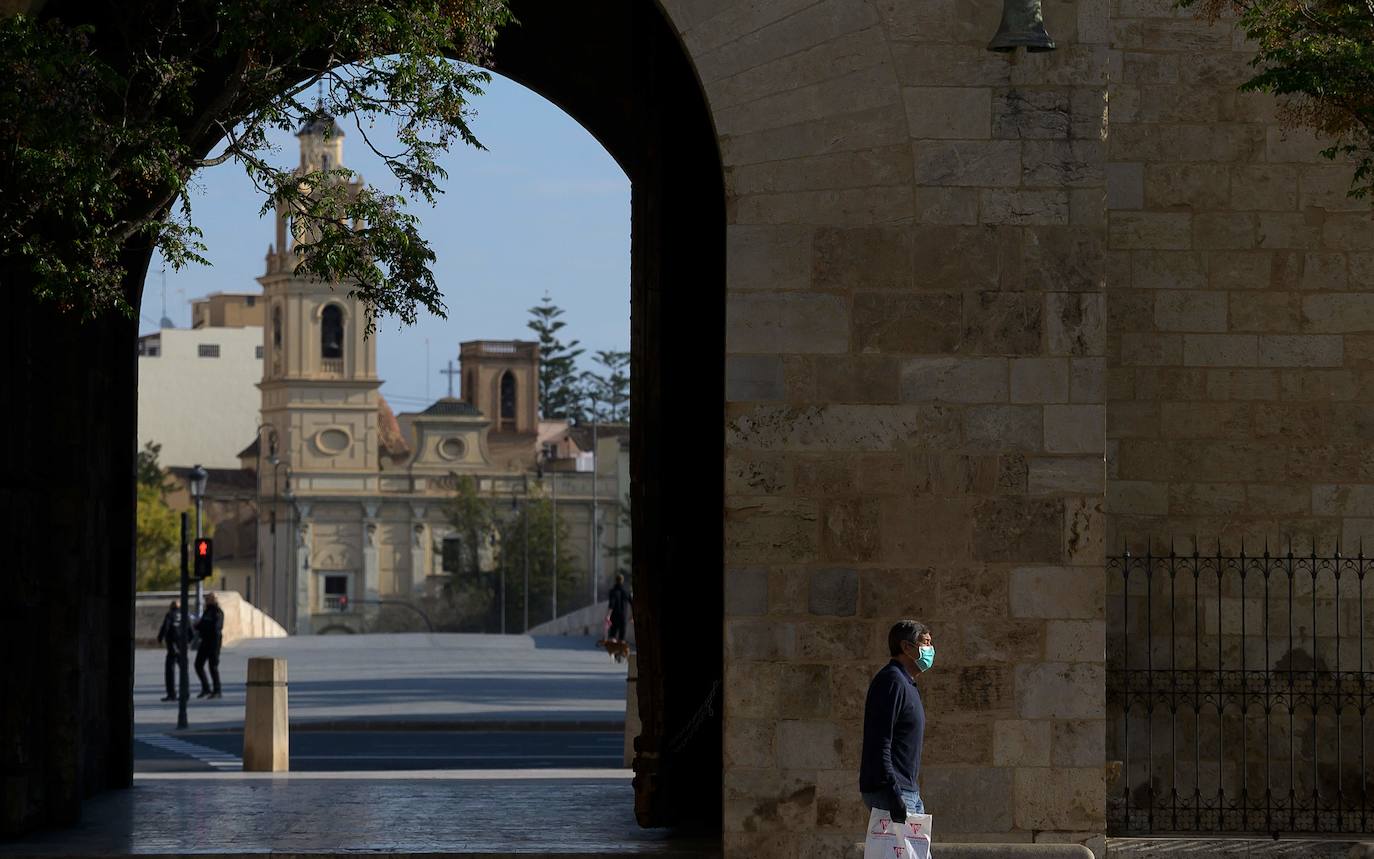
[
  {"left": 584, "top": 349, "right": 630, "bottom": 424},
  {"left": 527, "top": 294, "right": 585, "bottom": 421}
]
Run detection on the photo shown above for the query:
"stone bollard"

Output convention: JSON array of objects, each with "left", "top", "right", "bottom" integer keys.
[
  {"left": 624, "top": 653, "right": 639, "bottom": 768},
  {"left": 242, "top": 657, "right": 289, "bottom": 772}
]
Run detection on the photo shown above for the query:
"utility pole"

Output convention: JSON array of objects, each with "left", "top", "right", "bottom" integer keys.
[
  {"left": 500, "top": 493, "right": 512, "bottom": 635},
  {"left": 551, "top": 469, "right": 558, "bottom": 621},
  {"left": 522, "top": 483, "right": 529, "bottom": 634},
  {"left": 589, "top": 393, "right": 600, "bottom": 607}
]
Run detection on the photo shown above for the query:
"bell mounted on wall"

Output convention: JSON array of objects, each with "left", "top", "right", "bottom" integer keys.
[{"left": 988, "top": 0, "right": 1056, "bottom": 52}]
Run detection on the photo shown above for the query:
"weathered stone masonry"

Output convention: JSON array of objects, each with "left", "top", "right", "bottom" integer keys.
[
  {"left": 651, "top": 0, "right": 1369, "bottom": 855},
  {"left": 3, "top": 0, "right": 1363, "bottom": 851},
  {"left": 688, "top": 0, "right": 1113, "bottom": 854}
]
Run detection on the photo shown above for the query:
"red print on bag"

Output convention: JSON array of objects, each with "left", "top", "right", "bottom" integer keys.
[
  {"left": 870, "top": 817, "right": 891, "bottom": 835},
  {"left": 907, "top": 821, "right": 922, "bottom": 836},
  {"left": 892, "top": 846, "right": 906, "bottom": 857}
]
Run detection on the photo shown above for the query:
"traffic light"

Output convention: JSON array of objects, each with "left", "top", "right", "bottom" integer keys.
[{"left": 193, "top": 538, "right": 214, "bottom": 579}]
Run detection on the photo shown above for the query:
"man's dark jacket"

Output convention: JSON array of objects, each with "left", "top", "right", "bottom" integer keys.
[
  {"left": 156, "top": 611, "right": 182, "bottom": 653},
  {"left": 859, "top": 659, "right": 926, "bottom": 793},
  {"left": 195, "top": 604, "right": 224, "bottom": 650}
]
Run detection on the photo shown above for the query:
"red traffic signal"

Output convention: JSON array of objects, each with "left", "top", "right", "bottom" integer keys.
[{"left": 193, "top": 538, "right": 214, "bottom": 579}]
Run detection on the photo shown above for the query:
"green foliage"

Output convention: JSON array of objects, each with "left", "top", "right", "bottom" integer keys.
[
  {"left": 0, "top": 0, "right": 511, "bottom": 325},
  {"left": 495, "top": 488, "right": 578, "bottom": 632},
  {"left": 136, "top": 441, "right": 175, "bottom": 491},
  {"left": 1178, "top": 0, "right": 1374, "bottom": 199},
  {"left": 439, "top": 474, "right": 496, "bottom": 629},
  {"left": 527, "top": 294, "right": 586, "bottom": 421},
  {"left": 583, "top": 349, "right": 629, "bottom": 424},
  {"left": 135, "top": 445, "right": 180, "bottom": 591}
]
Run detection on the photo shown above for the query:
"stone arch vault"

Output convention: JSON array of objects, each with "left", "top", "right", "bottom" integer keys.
[{"left": 19, "top": 0, "right": 1370, "bottom": 854}]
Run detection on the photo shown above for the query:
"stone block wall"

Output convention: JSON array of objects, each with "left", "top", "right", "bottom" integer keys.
[
  {"left": 655, "top": 0, "right": 1369, "bottom": 852},
  {"left": 1103, "top": 2, "right": 1374, "bottom": 834},
  {"left": 1105, "top": 2, "right": 1374, "bottom": 550},
  {"left": 663, "top": 0, "right": 1113, "bottom": 853}
]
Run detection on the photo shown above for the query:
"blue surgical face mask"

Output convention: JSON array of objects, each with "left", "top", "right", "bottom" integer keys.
[{"left": 916, "top": 644, "right": 935, "bottom": 672}]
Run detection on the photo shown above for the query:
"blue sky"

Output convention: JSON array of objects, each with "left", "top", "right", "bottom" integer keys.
[{"left": 138, "top": 73, "right": 630, "bottom": 413}]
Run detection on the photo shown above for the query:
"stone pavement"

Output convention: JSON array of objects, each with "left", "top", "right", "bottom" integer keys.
[
  {"left": 1108, "top": 838, "right": 1370, "bottom": 857},
  {"left": 138, "top": 633, "right": 627, "bottom": 732},
  {"left": 0, "top": 773, "right": 716, "bottom": 857},
  {"left": 7, "top": 772, "right": 1371, "bottom": 858}
]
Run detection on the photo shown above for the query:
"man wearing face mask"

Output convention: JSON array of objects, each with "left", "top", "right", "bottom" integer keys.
[{"left": 859, "top": 619, "right": 935, "bottom": 823}]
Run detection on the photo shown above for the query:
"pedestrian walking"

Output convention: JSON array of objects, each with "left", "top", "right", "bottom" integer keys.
[
  {"left": 606, "top": 573, "right": 632, "bottom": 643},
  {"left": 194, "top": 592, "right": 224, "bottom": 699},
  {"left": 156, "top": 600, "right": 182, "bottom": 701},
  {"left": 859, "top": 619, "right": 935, "bottom": 823}
]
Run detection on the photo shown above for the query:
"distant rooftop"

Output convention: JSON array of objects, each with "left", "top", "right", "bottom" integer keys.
[{"left": 422, "top": 397, "right": 483, "bottom": 417}]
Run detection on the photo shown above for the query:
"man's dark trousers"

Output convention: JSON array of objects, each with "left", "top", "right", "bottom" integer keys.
[
  {"left": 608, "top": 612, "right": 627, "bottom": 641},
  {"left": 195, "top": 644, "right": 221, "bottom": 695},
  {"left": 163, "top": 648, "right": 178, "bottom": 698}
]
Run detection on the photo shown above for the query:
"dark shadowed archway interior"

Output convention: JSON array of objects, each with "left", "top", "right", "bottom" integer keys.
[{"left": 0, "top": 0, "right": 724, "bottom": 839}]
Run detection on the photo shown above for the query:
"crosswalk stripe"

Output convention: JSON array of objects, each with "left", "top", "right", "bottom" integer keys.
[{"left": 137, "top": 733, "right": 242, "bottom": 770}]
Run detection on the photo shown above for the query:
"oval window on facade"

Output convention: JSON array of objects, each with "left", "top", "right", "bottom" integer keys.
[
  {"left": 438, "top": 436, "right": 466, "bottom": 461},
  {"left": 316, "top": 428, "right": 351, "bottom": 455}
]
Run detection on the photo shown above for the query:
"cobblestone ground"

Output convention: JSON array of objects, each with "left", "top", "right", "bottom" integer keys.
[{"left": 0, "top": 775, "right": 717, "bottom": 857}]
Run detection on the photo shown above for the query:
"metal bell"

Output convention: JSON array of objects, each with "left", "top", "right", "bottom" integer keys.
[{"left": 988, "top": 0, "right": 1056, "bottom": 52}]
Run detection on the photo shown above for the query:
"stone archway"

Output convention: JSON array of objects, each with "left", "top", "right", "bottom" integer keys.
[
  {"left": 489, "top": 0, "right": 726, "bottom": 830},
  {"left": 0, "top": 0, "right": 724, "bottom": 837}
]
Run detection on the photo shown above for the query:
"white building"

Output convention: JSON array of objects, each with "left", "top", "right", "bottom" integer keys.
[{"left": 137, "top": 325, "right": 263, "bottom": 468}]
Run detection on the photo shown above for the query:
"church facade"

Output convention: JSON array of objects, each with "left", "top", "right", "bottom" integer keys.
[{"left": 247, "top": 114, "right": 626, "bottom": 635}]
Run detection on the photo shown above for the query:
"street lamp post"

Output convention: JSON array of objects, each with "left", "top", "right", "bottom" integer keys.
[
  {"left": 177, "top": 512, "right": 190, "bottom": 730},
  {"left": 189, "top": 465, "right": 209, "bottom": 615},
  {"left": 535, "top": 453, "right": 558, "bottom": 625},
  {"left": 272, "top": 461, "right": 291, "bottom": 627},
  {"left": 548, "top": 457, "right": 558, "bottom": 622},
  {"left": 283, "top": 485, "right": 296, "bottom": 631},
  {"left": 252, "top": 424, "right": 278, "bottom": 610}
]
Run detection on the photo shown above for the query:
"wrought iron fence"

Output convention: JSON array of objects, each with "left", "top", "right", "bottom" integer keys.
[{"left": 1107, "top": 542, "right": 1374, "bottom": 836}]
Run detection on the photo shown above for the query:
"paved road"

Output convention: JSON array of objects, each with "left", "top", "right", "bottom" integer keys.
[
  {"left": 137, "top": 633, "right": 628, "bottom": 732},
  {"left": 134, "top": 730, "right": 624, "bottom": 772}
]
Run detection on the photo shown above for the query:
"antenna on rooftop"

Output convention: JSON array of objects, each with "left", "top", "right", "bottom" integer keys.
[{"left": 158, "top": 267, "right": 174, "bottom": 329}]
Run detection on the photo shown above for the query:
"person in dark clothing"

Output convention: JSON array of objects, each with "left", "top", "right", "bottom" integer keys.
[
  {"left": 156, "top": 600, "right": 182, "bottom": 701},
  {"left": 194, "top": 592, "right": 225, "bottom": 699},
  {"left": 606, "top": 574, "right": 632, "bottom": 642},
  {"left": 859, "top": 619, "right": 935, "bottom": 823}
]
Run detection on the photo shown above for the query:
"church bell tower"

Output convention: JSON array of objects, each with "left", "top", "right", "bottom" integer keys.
[{"left": 258, "top": 105, "right": 384, "bottom": 629}]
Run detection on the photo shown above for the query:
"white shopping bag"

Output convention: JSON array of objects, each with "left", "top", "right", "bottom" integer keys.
[{"left": 863, "top": 807, "right": 932, "bottom": 859}]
